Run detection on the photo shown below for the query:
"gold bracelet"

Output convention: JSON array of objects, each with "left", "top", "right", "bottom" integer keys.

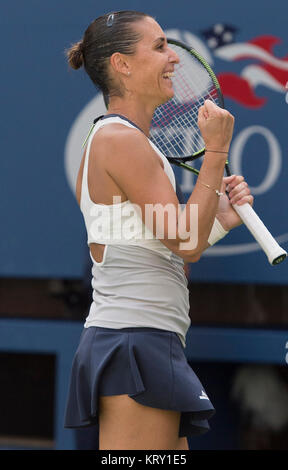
[
  {"left": 199, "top": 180, "right": 223, "bottom": 197},
  {"left": 205, "top": 149, "right": 229, "bottom": 155}
]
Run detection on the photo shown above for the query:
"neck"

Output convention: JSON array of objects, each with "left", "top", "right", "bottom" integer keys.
[{"left": 107, "top": 96, "right": 157, "bottom": 136}]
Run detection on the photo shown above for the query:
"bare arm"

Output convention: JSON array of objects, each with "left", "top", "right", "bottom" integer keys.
[{"left": 99, "top": 101, "right": 236, "bottom": 261}]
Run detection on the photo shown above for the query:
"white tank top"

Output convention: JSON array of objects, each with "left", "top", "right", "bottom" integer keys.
[
  {"left": 80, "top": 114, "right": 176, "bottom": 260},
  {"left": 81, "top": 114, "right": 191, "bottom": 348}
]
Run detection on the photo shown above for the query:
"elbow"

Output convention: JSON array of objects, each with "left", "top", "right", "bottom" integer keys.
[
  {"left": 162, "top": 238, "right": 203, "bottom": 263},
  {"left": 182, "top": 252, "right": 202, "bottom": 263},
  {"left": 174, "top": 242, "right": 203, "bottom": 263},
  {"left": 176, "top": 239, "right": 204, "bottom": 263},
  {"left": 190, "top": 253, "right": 201, "bottom": 263}
]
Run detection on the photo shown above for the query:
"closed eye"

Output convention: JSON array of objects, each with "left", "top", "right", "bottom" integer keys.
[{"left": 154, "top": 37, "right": 167, "bottom": 51}]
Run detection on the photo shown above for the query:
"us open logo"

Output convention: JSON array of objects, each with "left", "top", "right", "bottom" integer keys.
[{"left": 64, "top": 28, "right": 288, "bottom": 258}]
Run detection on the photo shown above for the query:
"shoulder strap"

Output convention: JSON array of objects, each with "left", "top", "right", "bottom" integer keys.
[{"left": 80, "top": 115, "right": 140, "bottom": 208}]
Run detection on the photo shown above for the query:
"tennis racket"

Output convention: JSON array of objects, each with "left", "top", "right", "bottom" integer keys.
[{"left": 150, "top": 38, "right": 287, "bottom": 266}]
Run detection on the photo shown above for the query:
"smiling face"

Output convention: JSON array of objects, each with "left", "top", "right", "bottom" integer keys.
[{"left": 110, "top": 17, "right": 179, "bottom": 108}]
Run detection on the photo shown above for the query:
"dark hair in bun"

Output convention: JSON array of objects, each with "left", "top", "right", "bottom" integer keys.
[
  {"left": 66, "top": 41, "right": 84, "bottom": 70},
  {"left": 66, "top": 10, "right": 151, "bottom": 96}
]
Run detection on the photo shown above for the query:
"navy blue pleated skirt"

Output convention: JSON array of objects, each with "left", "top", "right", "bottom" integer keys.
[{"left": 64, "top": 327, "right": 215, "bottom": 437}]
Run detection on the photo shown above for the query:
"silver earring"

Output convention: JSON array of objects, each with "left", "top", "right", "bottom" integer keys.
[{"left": 127, "top": 71, "right": 131, "bottom": 76}]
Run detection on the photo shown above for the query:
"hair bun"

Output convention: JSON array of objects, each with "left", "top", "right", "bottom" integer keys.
[{"left": 66, "top": 41, "right": 84, "bottom": 70}]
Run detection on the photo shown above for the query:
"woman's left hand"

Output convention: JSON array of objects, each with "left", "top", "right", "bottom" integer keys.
[{"left": 216, "top": 175, "right": 254, "bottom": 231}]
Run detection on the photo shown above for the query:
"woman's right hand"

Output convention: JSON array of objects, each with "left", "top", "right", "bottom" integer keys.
[{"left": 198, "top": 99, "right": 234, "bottom": 153}]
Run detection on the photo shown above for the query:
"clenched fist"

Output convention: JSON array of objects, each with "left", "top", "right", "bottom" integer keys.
[{"left": 198, "top": 99, "right": 234, "bottom": 153}]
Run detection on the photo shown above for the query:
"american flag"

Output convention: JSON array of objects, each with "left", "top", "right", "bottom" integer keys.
[{"left": 201, "top": 23, "right": 288, "bottom": 108}]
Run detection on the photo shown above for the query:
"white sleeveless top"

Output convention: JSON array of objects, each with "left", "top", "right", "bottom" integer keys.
[
  {"left": 80, "top": 115, "right": 191, "bottom": 348},
  {"left": 81, "top": 114, "right": 176, "bottom": 260}
]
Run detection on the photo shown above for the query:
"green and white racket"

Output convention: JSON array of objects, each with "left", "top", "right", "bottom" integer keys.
[{"left": 150, "top": 38, "right": 287, "bottom": 265}]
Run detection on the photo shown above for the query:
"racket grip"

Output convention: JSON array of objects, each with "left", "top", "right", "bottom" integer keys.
[{"left": 232, "top": 203, "right": 287, "bottom": 265}]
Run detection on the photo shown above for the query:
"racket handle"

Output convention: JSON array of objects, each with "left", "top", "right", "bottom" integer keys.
[{"left": 232, "top": 203, "right": 287, "bottom": 265}]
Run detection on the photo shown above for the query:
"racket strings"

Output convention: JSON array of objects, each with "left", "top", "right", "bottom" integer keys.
[
  {"left": 152, "top": 83, "right": 217, "bottom": 155},
  {"left": 150, "top": 45, "right": 220, "bottom": 161}
]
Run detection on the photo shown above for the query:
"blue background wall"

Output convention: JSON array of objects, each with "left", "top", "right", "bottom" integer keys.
[{"left": 1, "top": 0, "right": 288, "bottom": 282}]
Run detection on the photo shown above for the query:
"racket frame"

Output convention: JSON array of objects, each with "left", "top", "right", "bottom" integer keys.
[
  {"left": 160, "top": 39, "right": 287, "bottom": 265},
  {"left": 163, "top": 38, "right": 230, "bottom": 174}
]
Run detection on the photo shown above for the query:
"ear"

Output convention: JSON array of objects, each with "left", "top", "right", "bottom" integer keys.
[{"left": 110, "top": 52, "right": 131, "bottom": 76}]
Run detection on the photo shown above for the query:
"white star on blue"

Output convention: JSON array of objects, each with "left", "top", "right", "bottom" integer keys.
[{"left": 201, "top": 24, "right": 238, "bottom": 49}]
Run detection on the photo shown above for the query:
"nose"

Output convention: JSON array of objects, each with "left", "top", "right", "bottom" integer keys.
[{"left": 168, "top": 46, "right": 179, "bottom": 64}]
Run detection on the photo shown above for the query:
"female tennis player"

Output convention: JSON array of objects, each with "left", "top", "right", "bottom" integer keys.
[{"left": 64, "top": 11, "right": 253, "bottom": 450}]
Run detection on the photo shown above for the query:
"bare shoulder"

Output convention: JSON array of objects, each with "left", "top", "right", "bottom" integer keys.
[
  {"left": 91, "top": 123, "right": 163, "bottom": 169},
  {"left": 92, "top": 123, "right": 142, "bottom": 153}
]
